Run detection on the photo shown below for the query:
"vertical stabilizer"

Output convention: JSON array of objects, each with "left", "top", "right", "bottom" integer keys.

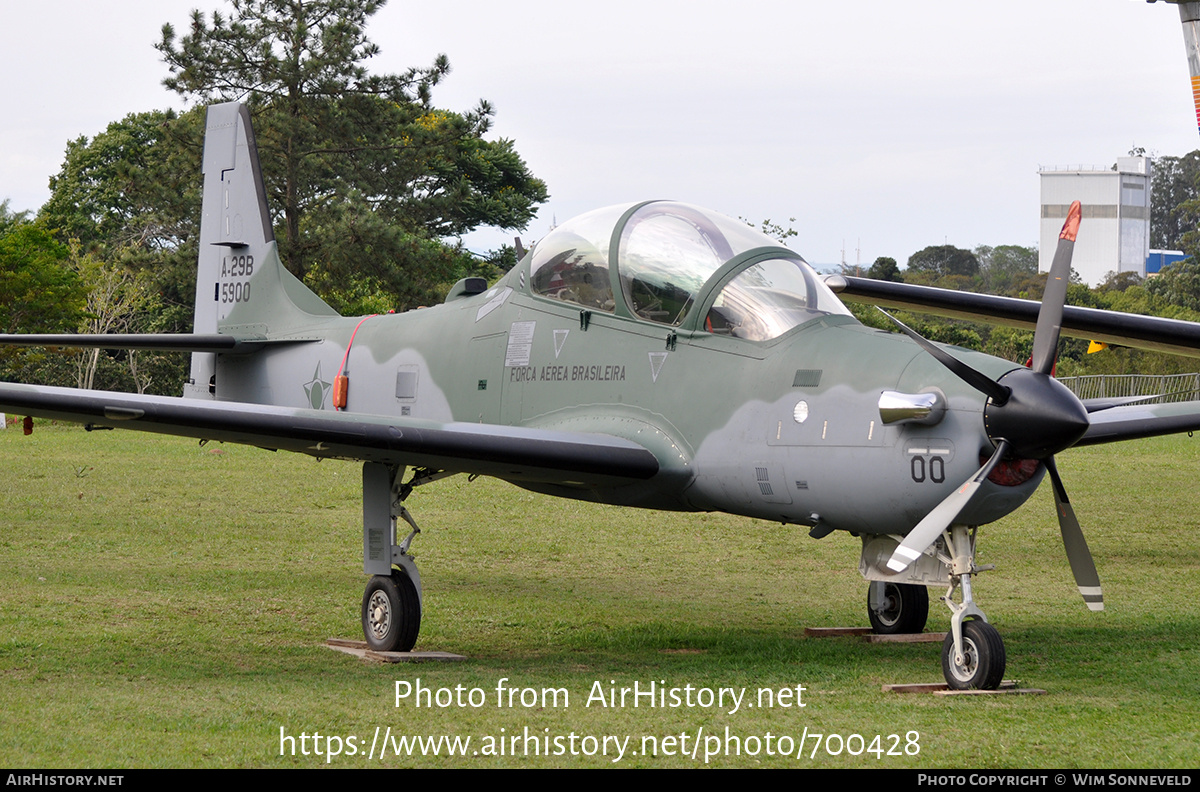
[{"left": 185, "top": 103, "right": 337, "bottom": 400}]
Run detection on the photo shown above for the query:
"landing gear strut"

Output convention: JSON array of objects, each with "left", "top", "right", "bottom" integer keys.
[
  {"left": 939, "top": 524, "right": 1006, "bottom": 690},
  {"left": 360, "top": 462, "right": 450, "bottom": 652}
]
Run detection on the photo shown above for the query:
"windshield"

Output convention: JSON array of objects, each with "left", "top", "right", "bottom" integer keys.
[{"left": 706, "top": 257, "right": 849, "bottom": 341}]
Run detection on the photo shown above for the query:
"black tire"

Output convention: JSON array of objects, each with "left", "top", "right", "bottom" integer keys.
[
  {"left": 361, "top": 569, "right": 421, "bottom": 652},
  {"left": 867, "top": 582, "right": 930, "bottom": 634},
  {"left": 941, "top": 620, "right": 1006, "bottom": 690}
]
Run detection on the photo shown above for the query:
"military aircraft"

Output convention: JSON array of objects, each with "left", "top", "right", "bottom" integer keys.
[{"left": 5, "top": 102, "right": 1200, "bottom": 690}]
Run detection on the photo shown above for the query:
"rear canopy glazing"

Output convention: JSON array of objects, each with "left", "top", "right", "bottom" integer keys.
[{"left": 529, "top": 201, "right": 849, "bottom": 341}]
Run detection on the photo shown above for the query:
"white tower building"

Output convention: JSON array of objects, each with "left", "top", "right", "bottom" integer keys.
[{"left": 1038, "top": 157, "right": 1151, "bottom": 286}]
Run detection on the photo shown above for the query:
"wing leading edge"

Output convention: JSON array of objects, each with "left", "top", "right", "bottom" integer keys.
[
  {"left": 0, "top": 383, "right": 660, "bottom": 486},
  {"left": 826, "top": 275, "right": 1200, "bottom": 359}
]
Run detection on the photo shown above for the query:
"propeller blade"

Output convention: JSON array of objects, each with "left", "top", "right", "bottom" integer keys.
[
  {"left": 1044, "top": 457, "right": 1104, "bottom": 611},
  {"left": 887, "top": 440, "right": 1011, "bottom": 572},
  {"left": 877, "top": 308, "right": 1010, "bottom": 405},
  {"left": 1030, "top": 201, "right": 1081, "bottom": 375}
]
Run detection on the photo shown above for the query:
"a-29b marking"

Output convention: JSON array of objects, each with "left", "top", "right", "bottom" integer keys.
[
  {"left": 222, "top": 254, "right": 254, "bottom": 278},
  {"left": 219, "top": 254, "right": 254, "bottom": 303}
]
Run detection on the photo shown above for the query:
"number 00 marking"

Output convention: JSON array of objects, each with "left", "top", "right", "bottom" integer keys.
[{"left": 911, "top": 455, "right": 946, "bottom": 484}]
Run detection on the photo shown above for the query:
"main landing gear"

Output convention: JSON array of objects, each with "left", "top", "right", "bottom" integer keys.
[
  {"left": 363, "top": 569, "right": 420, "bottom": 652},
  {"left": 359, "top": 462, "right": 451, "bottom": 652},
  {"left": 867, "top": 581, "right": 929, "bottom": 635},
  {"left": 861, "top": 524, "right": 1006, "bottom": 689}
]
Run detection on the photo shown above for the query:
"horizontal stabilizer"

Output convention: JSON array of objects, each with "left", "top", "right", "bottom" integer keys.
[{"left": 0, "top": 333, "right": 282, "bottom": 354}]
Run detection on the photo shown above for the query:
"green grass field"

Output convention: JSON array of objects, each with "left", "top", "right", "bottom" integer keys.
[{"left": 1, "top": 423, "right": 1197, "bottom": 768}]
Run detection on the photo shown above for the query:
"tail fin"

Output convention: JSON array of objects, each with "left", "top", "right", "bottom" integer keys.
[{"left": 185, "top": 103, "right": 338, "bottom": 400}]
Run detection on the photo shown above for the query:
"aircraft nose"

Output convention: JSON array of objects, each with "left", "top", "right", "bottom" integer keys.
[{"left": 983, "top": 368, "right": 1089, "bottom": 459}]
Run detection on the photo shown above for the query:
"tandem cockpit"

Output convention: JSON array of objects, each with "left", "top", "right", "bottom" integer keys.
[{"left": 528, "top": 201, "right": 851, "bottom": 341}]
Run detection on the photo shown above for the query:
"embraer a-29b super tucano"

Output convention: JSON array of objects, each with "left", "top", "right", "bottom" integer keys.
[{"left": 6, "top": 104, "right": 1200, "bottom": 689}]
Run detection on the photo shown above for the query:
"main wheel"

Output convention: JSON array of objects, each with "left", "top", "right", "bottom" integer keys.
[
  {"left": 867, "top": 581, "right": 929, "bottom": 634},
  {"left": 362, "top": 569, "right": 421, "bottom": 652},
  {"left": 941, "top": 619, "right": 1006, "bottom": 690}
]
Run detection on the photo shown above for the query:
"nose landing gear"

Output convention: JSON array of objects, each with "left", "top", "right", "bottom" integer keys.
[{"left": 860, "top": 526, "right": 1006, "bottom": 690}]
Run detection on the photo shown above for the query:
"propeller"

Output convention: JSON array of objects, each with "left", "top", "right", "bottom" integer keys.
[{"left": 884, "top": 201, "right": 1103, "bottom": 610}]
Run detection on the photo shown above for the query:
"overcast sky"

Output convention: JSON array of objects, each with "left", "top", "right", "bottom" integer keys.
[{"left": 2, "top": 0, "right": 1198, "bottom": 268}]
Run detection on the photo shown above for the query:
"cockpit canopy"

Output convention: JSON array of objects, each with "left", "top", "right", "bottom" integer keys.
[{"left": 528, "top": 201, "right": 850, "bottom": 341}]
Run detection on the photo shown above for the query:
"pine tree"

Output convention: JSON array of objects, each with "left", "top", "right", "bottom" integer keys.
[{"left": 154, "top": 0, "right": 547, "bottom": 312}]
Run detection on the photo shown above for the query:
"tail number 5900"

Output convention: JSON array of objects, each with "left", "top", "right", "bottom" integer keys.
[{"left": 221, "top": 281, "right": 251, "bottom": 303}]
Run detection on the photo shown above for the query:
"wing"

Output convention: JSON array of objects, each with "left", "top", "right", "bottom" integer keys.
[
  {"left": 825, "top": 275, "right": 1200, "bottom": 359},
  {"left": 1077, "top": 399, "right": 1200, "bottom": 446},
  {"left": 0, "top": 382, "right": 659, "bottom": 486}
]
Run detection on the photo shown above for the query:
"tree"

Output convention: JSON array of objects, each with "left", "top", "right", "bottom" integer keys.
[
  {"left": 39, "top": 109, "right": 205, "bottom": 335},
  {"left": 0, "top": 223, "right": 86, "bottom": 334},
  {"left": 0, "top": 199, "right": 30, "bottom": 235},
  {"left": 1096, "top": 270, "right": 1144, "bottom": 293},
  {"left": 1146, "top": 258, "right": 1200, "bottom": 312},
  {"left": 69, "top": 245, "right": 156, "bottom": 390},
  {"left": 866, "top": 256, "right": 901, "bottom": 282},
  {"left": 155, "top": 0, "right": 548, "bottom": 312},
  {"left": 39, "top": 110, "right": 202, "bottom": 257},
  {"left": 974, "top": 244, "right": 1037, "bottom": 295},
  {"left": 0, "top": 220, "right": 89, "bottom": 385},
  {"left": 1151, "top": 151, "right": 1200, "bottom": 250},
  {"left": 906, "top": 245, "right": 979, "bottom": 280}
]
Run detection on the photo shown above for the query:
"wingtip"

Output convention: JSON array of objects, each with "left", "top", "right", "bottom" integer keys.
[{"left": 1059, "top": 201, "right": 1082, "bottom": 242}]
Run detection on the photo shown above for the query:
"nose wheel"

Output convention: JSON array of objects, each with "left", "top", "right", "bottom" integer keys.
[{"left": 941, "top": 619, "right": 1005, "bottom": 690}]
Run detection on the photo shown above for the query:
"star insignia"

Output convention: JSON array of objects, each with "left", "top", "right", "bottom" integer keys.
[{"left": 304, "top": 362, "right": 332, "bottom": 410}]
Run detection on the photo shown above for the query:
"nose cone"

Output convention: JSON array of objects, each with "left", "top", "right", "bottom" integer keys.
[{"left": 983, "top": 368, "right": 1089, "bottom": 459}]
